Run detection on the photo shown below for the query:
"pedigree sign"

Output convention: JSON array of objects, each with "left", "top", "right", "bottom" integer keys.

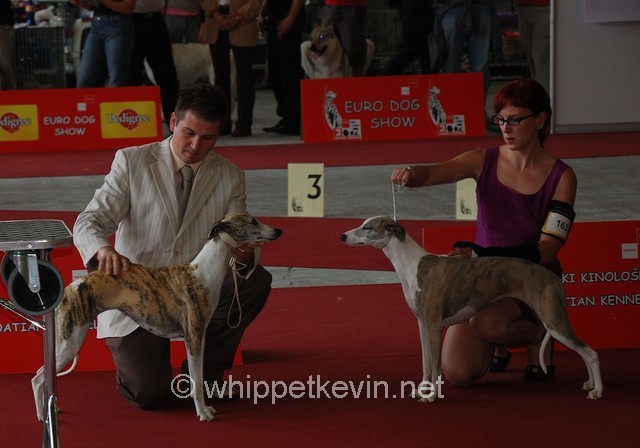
[
  {"left": 301, "top": 73, "right": 485, "bottom": 143},
  {"left": 0, "top": 87, "right": 162, "bottom": 153}
]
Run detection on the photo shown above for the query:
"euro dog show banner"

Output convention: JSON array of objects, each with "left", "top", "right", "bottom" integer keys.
[
  {"left": 0, "top": 86, "right": 162, "bottom": 153},
  {"left": 301, "top": 73, "right": 486, "bottom": 143},
  {"left": 422, "top": 221, "right": 640, "bottom": 350}
]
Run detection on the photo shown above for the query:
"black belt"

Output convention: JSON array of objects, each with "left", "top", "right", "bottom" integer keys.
[{"left": 133, "top": 11, "right": 162, "bottom": 18}]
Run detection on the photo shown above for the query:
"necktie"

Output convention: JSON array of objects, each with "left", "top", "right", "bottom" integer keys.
[{"left": 177, "top": 165, "right": 194, "bottom": 222}]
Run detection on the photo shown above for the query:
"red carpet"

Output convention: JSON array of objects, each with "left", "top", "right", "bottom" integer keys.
[
  {"left": 2, "top": 133, "right": 639, "bottom": 446},
  {"left": 1, "top": 131, "right": 639, "bottom": 178},
  {"left": 1, "top": 284, "right": 637, "bottom": 447}
]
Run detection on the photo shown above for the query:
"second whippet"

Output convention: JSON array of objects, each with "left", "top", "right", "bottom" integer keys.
[
  {"left": 340, "top": 216, "right": 603, "bottom": 401},
  {"left": 32, "top": 214, "right": 282, "bottom": 422}
]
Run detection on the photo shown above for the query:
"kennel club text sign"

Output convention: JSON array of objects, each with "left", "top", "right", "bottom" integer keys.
[
  {"left": 0, "top": 87, "right": 162, "bottom": 153},
  {"left": 301, "top": 73, "right": 485, "bottom": 143},
  {"left": 421, "top": 220, "right": 640, "bottom": 350}
]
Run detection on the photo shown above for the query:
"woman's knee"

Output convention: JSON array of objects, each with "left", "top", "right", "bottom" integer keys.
[
  {"left": 442, "top": 361, "right": 483, "bottom": 388},
  {"left": 469, "top": 312, "right": 503, "bottom": 342}
]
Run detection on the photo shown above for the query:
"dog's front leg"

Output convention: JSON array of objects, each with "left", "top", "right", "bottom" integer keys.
[
  {"left": 184, "top": 338, "right": 216, "bottom": 421},
  {"left": 412, "top": 317, "right": 438, "bottom": 402}
]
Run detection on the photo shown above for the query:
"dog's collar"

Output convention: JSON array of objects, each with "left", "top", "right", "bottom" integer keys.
[{"left": 217, "top": 231, "right": 239, "bottom": 248}]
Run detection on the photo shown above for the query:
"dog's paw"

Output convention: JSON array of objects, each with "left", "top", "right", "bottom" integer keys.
[
  {"left": 411, "top": 389, "right": 438, "bottom": 403},
  {"left": 198, "top": 405, "right": 216, "bottom": 422},
  {"left": 587, "top": 388, "right": 603, "bottom": 400},
  {"left": 582, "top": 380, "right": 595, "bottom": 391}
]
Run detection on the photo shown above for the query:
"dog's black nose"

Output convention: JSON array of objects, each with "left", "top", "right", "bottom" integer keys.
[{"left": 339, "top": 234, "right": 346, "bottom": 242}]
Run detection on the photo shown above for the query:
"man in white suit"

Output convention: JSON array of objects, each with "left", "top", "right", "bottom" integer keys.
[{"left": 73, "top": 84, "right": 272, "bottom": 409}]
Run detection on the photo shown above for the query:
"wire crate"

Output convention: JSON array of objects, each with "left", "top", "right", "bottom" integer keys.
[{"left": 14, "top": 27, "right": 66, "bottom": 89}]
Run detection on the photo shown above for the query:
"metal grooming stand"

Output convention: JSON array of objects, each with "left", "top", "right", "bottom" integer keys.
[{"left": 0, "top": 220, "right": 73, "bottom": 448}]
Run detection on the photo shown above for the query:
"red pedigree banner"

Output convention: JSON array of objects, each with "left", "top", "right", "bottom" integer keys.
[
  {"left": 301, "top": 73, "right": 486, "bottom": 143},
  {"left": 421, "top": 220, "right": 640, "bottom": 349},
  {"left": 0, "top": 86, "right": 162, "bottom": 153}
]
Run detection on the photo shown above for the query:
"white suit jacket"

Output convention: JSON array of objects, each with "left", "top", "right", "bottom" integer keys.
[{"left": 73, "top": 137, "right": 248, "bottom": 338}]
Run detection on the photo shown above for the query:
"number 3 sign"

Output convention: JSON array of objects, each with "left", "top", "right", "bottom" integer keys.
[{"left": 288, "top": 163, "right": 324, "bottom": 217}]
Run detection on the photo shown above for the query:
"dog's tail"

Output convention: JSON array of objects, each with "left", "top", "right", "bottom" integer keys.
[{"left": 538, "top": 331, "right": 552, "bottom": 374}]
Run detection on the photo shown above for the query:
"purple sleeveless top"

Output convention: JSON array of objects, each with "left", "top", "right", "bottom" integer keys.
[{"left": 475, "top": 147, "right": 570, "bottom": 276}]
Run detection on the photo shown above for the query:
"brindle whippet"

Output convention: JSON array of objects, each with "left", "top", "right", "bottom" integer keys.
[
  {"left": 340, "top": 216, "right": 603, "bottom": 401},
  {"left": 32, "top": 214, "right": 282, "bottom": 422}
]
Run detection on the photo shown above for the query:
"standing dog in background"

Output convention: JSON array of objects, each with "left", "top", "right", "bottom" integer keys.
[{"left": 341, "top": 216, "right": 603, "bottom": 402}]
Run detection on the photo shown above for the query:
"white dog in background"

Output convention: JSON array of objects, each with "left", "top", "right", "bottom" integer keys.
[
  {"left": 145, "top": 43, "right": 236, "bottom": 109},
  {"left": 145, "top": 43, "right": 215, "bottom": 87},
  {"left": 301, "top": 23, "right": 374, "bottom": 79}
]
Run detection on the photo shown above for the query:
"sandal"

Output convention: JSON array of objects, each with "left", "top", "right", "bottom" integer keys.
[
  {"left": 489, "top": 350, "right": 512, "bottom": 372},
  {"left": 524, "top": 338, "right": 556, "bottom": 382}
]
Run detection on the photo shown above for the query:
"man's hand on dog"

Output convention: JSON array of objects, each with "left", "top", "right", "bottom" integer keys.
[{"left": 95, "top": 246, "right": 131, "bottom": 276}]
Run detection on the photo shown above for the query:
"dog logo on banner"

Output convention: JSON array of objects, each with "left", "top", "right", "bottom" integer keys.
[
  {"left": 323, "top": 90, "right": 362, "bottom": 140},
  {"left": 428, "top": 86, "right": 465, "bottom": 136}
]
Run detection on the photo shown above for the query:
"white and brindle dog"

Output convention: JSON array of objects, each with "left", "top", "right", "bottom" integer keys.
[
  {"left": 32, "top": 214, "right": 282, "bottom": 422},
  {"left": 340, "top": 216, "right": 603, "bottom": 401}
]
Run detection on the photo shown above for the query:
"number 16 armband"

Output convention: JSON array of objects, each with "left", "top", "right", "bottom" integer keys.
[{"left": 541, "top": 200, "right": 576, "bottom": 244}]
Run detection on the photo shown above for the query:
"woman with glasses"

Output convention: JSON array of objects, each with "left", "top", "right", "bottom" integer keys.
[{"left": 390, "top": 78, "right": 577, "bottom": 388}]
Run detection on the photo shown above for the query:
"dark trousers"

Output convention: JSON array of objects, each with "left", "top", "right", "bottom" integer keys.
[
  {"left": 129, "top": 12, "right": 179, "bottom": 126},
  {"left": 381, "top": 1, "right": 434, "bottom": 75},
  {"left": 209, "top": 31, "right": 255, "bottom": 131},
  {"left": 266, "top": 13, "right": 305, "bottom": 130},
  {"left": 105, "top": 265, "right": 272, "bottom": 409}
]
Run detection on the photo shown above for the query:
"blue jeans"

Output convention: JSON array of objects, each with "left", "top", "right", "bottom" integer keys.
[
  {"left": 441, "top": 3, "right": 492, "bottom": 94},
  {"left": 76, "top": 15, "right": 134, "bottom": 87}
]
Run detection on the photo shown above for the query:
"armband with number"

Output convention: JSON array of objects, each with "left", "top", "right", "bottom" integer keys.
[{"left": 541, "top": 200, "right": 575, "bottom": 244}]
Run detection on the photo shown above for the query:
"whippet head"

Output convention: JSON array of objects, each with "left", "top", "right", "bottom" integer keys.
[
  {"left": 208, "top": 213, "right": 282, "bottom": 247},
  {"left": 340, "top": 216, "right": 406, "bottom": 249}
]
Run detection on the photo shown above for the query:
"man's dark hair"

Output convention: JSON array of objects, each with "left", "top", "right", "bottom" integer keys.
[{"left": 174, "top": 83, "right": 229, "bottom": 127}]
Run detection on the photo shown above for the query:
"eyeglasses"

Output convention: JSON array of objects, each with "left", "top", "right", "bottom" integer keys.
[{"left": 490, "top": 113, "right": 535, "bottom": 126}]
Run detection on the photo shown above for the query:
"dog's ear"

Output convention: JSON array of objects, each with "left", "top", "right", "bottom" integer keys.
[
  {"left": 387, "top": 222, "right": 406, "bottom": 241},
  {"left": 208, "top": 220, "right": 228, "bottom": 240}
]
